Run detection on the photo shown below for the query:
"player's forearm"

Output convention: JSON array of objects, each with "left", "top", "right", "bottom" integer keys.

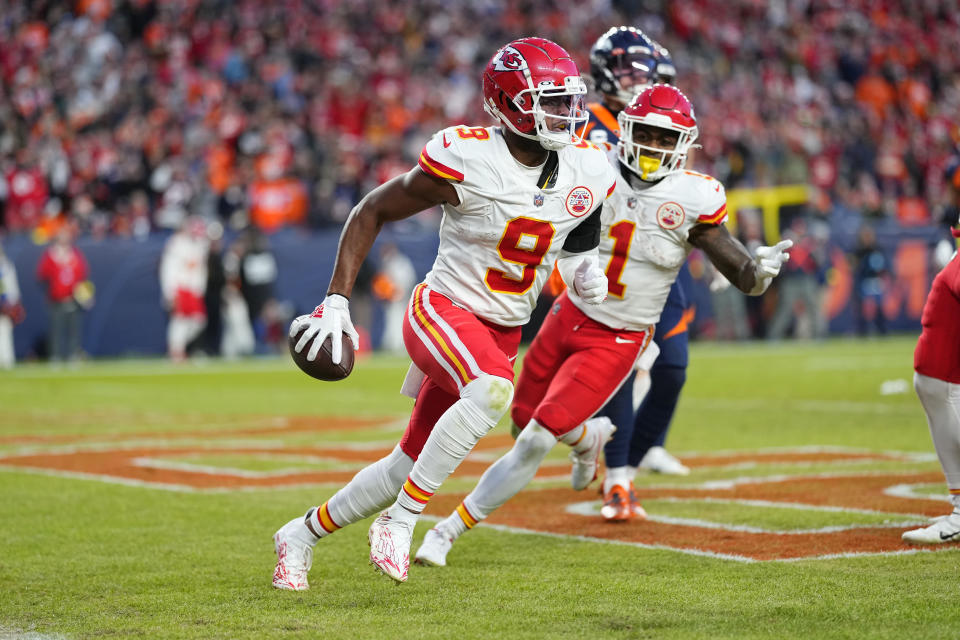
[
  {"left": 326, "top": 203, "right": 381, "bottom": 298},
  {"left": 327, "top": 169, "right": 453, "bottom": 298},
  {"left": 689, "top": 224, "right": 759, "bottom": 294},
  {"left": 705, "top": 244, "right": 757, "bottom": 294}
]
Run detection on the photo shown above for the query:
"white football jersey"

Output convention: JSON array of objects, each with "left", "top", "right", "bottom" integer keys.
[
  {"left": 567, "top": 169, "right": 728, "bottom": 330},
  {"left": 418, "top": 125, "right": 617, "bottom": 326}
]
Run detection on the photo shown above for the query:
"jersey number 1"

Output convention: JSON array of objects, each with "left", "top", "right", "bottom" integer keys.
[
  {"left": 485, "top": 217, "right": 555, "bottom": 295},
  {"left": 605, "top": 220, "right": 635, "bottom": 298}
]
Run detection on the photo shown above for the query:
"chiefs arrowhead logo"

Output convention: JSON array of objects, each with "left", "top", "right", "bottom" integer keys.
[{"left": 493, "top": 46, "right": 528, "bottom": 72}]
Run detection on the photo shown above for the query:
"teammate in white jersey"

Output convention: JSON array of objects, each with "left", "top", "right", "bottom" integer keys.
[
  {"left": 271, "top": 37, "right": 618, "bottom": 587},
  {"left": 414, "top": 84, "right": 792, "bottom": 567}
]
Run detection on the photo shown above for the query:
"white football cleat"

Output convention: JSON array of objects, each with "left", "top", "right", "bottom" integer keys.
[
  {"left": 570, "top": 417, "right": 616, "bottom": 491},
  {"left": 272, "top": 513, "right": 318, "bottom": 591},
  {"left": 902, "top": 511, "right": 960, "bottom": 545},
  {"left": 368, "top": 509, "right": 415, "bottom": 583},
  {"left": 414, "top": 526, "right": 454, "bottom": 567},
  {"left": 638, "top": 446, "right": 690, "bottom": 476}
]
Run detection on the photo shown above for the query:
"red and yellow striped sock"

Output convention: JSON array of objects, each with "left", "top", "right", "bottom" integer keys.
[
  {"left": 305, "top": 501, "right": 341, "bottom": 538},
  {"left": 455, "top": 502, "right": 480, "bottom": 530},
  {"left": 397, "top": 476, "right": 434, "bottom": 513}
]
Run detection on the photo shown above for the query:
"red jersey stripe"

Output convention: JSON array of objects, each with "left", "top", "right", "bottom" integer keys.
[
  {"left": 418, "top": 151, "right": 464, "bottom": 182},
  {"left": 697, "top": 203, "right": 727, "bottom": 224}
]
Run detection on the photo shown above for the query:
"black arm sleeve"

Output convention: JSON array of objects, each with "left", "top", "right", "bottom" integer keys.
[{"left": 561, "top": 204, "right": 602, "bottom": 252}]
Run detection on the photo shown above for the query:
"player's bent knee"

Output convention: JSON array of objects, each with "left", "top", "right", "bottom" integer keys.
[
  {"left": 462, "top": 375, "right": 515, "bottom": 423},
  {"left": 514, "top": 421, "right": 557, "bottom": 462}
]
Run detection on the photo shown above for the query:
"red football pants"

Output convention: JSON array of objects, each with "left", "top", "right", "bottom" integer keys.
[
  {"left": 399, "top": 283, "right": 521, "bottom": 459},
  {"left": 512, "top": 291, "right": 651, "bottom": 437}
]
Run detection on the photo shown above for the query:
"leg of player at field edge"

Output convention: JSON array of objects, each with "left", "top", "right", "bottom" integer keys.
[
  {"left": 365, "top": 283, "right": 524, "bottom": 583},
  {"left": 902, "top": 372, "right": 960, "bottom": 544},
  {"left": 597, "top": 372, "right": 647, "bottom": 521},
  {"left": 415, "top": 299, "right": 643, "bottom": 567},
  {"left": 271, "top": 444, "right": 417, "bottom": 591},
  {"left": 627, "top": 278, "right": 691, "bottom": 479},
  {"left": 628, "top": 360, "right": 688, "bottom": 475}
]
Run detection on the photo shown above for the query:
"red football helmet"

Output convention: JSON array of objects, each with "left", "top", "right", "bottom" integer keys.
[
  {"left": 482, "top": 37, "right": 587, "bottom": 150},
  {"left": 617, "top": 84, "right": 698, "bottom": 181}
]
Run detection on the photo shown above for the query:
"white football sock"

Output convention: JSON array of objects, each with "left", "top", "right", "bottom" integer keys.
[
  {"left": 558, "top": 423, "right": 587, "bottom": 450},
  {"left": 604, "top": 466, "right": 632, "bottom": 494},
  {"left": 456, "top": 420, "right": 557, "bottom": 526},
  {"left": 397, "top": 375, "right": 514, "bottom": 513},
  {"left": 437, "top": 502, "right": 476, "bottom": 539},
  {"left": 308, "top": 445, "right": 413, "bottom": 536}
]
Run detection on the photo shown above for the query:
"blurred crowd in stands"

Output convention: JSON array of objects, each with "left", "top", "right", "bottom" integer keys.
[
  {"left": 0, "top": 0, "right": 957, "bottom": 360},
  {"left": 1, "top": 0, "right": 957, "bottom": 239}
]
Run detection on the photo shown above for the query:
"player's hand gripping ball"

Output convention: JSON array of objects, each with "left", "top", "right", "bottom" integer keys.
[
  {"left": 288, "top": 295, "right": 359, "bottom": 381},
  {"left": 288, "top": 326, "right": 355, "bottom": 380}
]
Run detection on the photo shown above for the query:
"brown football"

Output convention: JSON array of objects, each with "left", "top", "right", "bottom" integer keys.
[{"left": 288, "top": 327, "right": 355, "bottom": 381}]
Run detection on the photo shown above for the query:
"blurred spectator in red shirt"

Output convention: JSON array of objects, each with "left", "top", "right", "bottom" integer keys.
[{"left": 36, "top": 223, "right": 91, "bottom": 362}]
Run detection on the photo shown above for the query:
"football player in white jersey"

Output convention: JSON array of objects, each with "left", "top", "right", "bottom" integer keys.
[
  {"left": 413, "top": 84, "right": 792, "bottom": 567},
  {"left": 271, "top": 37, "right": 618, "bottom": 587}
]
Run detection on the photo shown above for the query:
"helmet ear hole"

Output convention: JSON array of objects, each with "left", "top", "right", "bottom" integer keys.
[{"left": 501, "top": 91, "right": 519, "bottom": 112}]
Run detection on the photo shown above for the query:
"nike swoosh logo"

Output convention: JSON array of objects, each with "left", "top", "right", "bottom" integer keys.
[
  {"left": 940, "top": 529, "right": 960, "bottom": 541},
  {"left": 442, "top": 133, "right": 451, "bottom": 148},
  {"left": 614, "top": 337, "right": 634, "bottom": 344}
]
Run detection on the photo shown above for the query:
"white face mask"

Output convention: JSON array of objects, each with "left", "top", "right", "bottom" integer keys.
[{"left": 617, "top": 117, "right": 697, "bottom": 181}]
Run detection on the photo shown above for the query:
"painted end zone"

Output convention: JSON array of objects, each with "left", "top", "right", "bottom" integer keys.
[{"left": 0, "top": 421, "right": 955, "bottom": 561}]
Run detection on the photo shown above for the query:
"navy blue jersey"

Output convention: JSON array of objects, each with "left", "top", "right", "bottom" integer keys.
[{"left": 581, "top": 102, "right": 621, "bottom": 150}]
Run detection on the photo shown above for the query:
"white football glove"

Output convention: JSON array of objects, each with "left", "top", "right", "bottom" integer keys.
[
  {"left": 289, "top": 293, "right": 360, "bottom": 364},
  {"left": 749, "top": 239, "right": 793, "bottom": 295},
  {"left": 572, "top": 258, "right": 608, "bottom": 305}
]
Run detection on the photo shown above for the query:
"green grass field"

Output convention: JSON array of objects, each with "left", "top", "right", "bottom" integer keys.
[{"left": 1, "top": 336, "right": 956, "bottom": 639}]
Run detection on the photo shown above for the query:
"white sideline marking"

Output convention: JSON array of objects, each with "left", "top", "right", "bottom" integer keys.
[
  {"left": 130, "top": 454, "right": 362, "bottom": 478},
  {"left": 883, "top": 482, "right": 954, "bottom": 504},
  {"left": 0, "top": 465, "right": 355, "bottom": 493},
  {"left": 1, "top": 437, "right": 402, "bottom": 458},
  {"left": 0, "top": 465, "right": 202, "bottom": 492},
  {"left": 563, "top": 500, "right": 926, "bottom": 533},
  {"left": 418, "top": 514, "right": 960, "bottom": 563},
  {"left": 417, "top": 514, "right": 759, "bottom": 563},
  {"left": 694, "top": 469, "right": 939, "bottom": 491}
]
